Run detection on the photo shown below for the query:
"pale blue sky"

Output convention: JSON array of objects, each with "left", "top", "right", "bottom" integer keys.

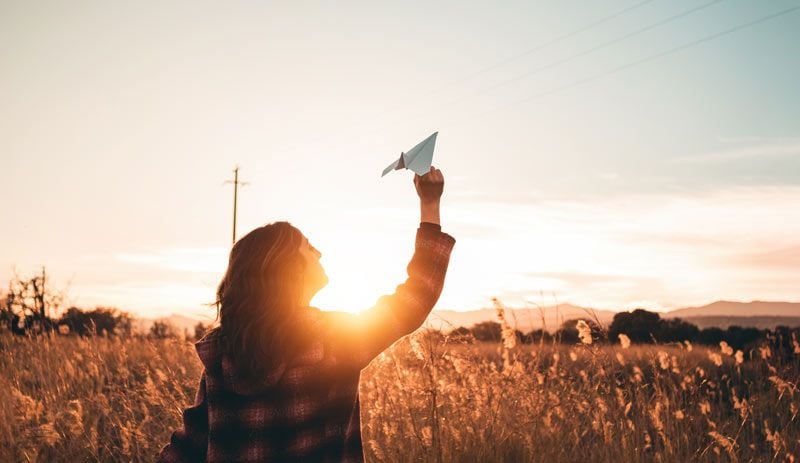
[{"left": 1, "top": 0, "right": 798, "bottom": 318}]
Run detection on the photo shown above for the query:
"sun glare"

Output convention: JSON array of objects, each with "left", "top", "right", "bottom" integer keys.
[{"left": 308, "top": 228, "right": 412, "bottom": 314}]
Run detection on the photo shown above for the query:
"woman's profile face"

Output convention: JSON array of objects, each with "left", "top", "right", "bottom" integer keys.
[{"left": 298, "top": 235, "right": 328, "bottom": 304}]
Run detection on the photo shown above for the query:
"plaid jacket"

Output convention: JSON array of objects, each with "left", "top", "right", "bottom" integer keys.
[{"left": 157, "top": 222, "right": 455, "bottom": 462}]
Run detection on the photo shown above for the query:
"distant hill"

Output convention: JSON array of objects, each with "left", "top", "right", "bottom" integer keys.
[
  {"left": 679, "top": 316, "right": 800, "bottom": 330},
  {"left": 427, "top": 300, "right": 800, "bottom": 333},
  {"left": 663, "top": 301, "right": 800, "bottom": 319}
]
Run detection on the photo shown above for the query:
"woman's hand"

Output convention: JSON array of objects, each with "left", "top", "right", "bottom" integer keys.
[
  {"left": 414, "top": 166, "right": 444, "bottom": 203},
  {"left": 415, "top": 166, "right": 443, "bottom": 225}
]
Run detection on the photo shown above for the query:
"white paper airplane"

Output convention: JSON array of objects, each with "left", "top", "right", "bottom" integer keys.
[{"left": 381, "top": 132, "right": 438, "bottom": 177}]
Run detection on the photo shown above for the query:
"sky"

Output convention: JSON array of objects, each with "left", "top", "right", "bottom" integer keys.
[{"left": 1, "top": 0, "right": 799, "bottom": 320}]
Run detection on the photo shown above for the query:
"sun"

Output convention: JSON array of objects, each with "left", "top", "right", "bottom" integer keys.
[{"left": 307, "top": 228, "right": 412, "bottom": 314}]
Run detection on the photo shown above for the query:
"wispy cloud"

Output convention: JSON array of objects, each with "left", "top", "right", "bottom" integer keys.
[
  {"left": 71, "top": 280, "right": 217, "bottom": 319},
  {"left": 435, "top": 186, "right": 800, "bottom": 310},
  {"left": 726, "top": 245, "right": 800, "bottom": 269},
  {"left": 715, "top": 135, "right": 799, "bottom": 144},
  {"left": 671, "top": 138, "right": 800, "bottom": 164},
  {"left": 524, "top": 271, "right": 659, "bottom": 288},
  {"left": 113, "top": 247, "right": 228, "bottom": 273},
  {"left": 62, "top": 188, "right": 800, "bottom": 315}
]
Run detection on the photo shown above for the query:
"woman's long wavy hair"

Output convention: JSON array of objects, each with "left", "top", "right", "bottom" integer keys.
[{"left": 214, "top": 221, "right": 313, "bottom": 382}]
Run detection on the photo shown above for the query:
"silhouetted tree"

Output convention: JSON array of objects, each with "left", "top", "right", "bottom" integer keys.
[
  {"left": 556, "top": 318, "right": 603, "bottom": 344},
  {"left": 0, "top": 290, "right": 13, "bottom": 332},
  {"left": 4, "top": 269, "right": 64, "bottom": 334},
  {"left": 524, "top": 329, "right": 553, "bottom": 344},
  {"left": 723, "top": 325, "right": 762, "bottom": 350},
  {"left": 448, "top": 326, "right": 472, "bottom": 339},
  {"left": 764, "top": 326, "right": 800, "bottom": 359},
  {"left": 657, "top": 318, "right": 700, "bottom": 343},
  {"left": 58, "top": 306, "right": 133, "bottom": 337},
  {"left": 194, "top": 322, "right": 212, "bottom": 341},
  {"left": 698, "top": 327, "right": 725, "bottom": 346},
  {"left": 470, "top": 321, "right": 502, "bottom": 342},
  {"left": 608, "top": 309, "right": 661, "bottom": 343},
  {"left": 149, "top": 320, "right": 179, "bottom": 339}
]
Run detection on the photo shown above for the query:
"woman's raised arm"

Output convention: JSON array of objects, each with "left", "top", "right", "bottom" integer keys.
[{"left": 322, "top": 167, "right": 455, "bottom": 369}]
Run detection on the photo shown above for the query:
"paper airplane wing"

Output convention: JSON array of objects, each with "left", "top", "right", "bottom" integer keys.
[
  {"left": 403, "top": 132, "right": 438, "bottom": 176},
  {"left": 381, "top": 154, "right": 405, "bottom": 177}
]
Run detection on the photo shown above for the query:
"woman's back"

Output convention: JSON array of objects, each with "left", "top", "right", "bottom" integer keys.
[{"left": 163, "top": 314, "right": 362, "bottom": 462}]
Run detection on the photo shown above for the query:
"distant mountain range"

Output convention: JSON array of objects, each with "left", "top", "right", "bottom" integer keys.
[
  {"left": 662, "top": 301, "right": 800, "bottom": 318},
  {"left": 674, "top": 316, "right": 800, "bottom": 330},
  {"left": 427, "top": 301, "right": 800, "bottom": 332},
  {"left": 140, "top": 301, "right": 800, "bottom": 335}
]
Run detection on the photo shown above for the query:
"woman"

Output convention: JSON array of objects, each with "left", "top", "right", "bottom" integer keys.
[{"left": 158, "top": 166, "right": 455, "bottom": 462}]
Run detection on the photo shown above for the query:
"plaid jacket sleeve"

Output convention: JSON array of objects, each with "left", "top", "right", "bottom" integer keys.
[
  {"left": 156, "top": 373, "right": 209, "bottom": 462},
  {"left": 324, "top": 222, "right": 455, "bottom": 369}
]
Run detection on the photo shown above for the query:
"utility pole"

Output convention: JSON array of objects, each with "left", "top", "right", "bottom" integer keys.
[{"left": 224, "top": 166, "right": 248, "bottom": 245}]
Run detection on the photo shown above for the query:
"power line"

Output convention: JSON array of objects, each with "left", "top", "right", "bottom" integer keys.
[
  {"left": 289, "top": 0, "right": 660, "bottom": 154},
  {"left": 407, "top": 0, "right": 660, "bottom": 99},
  {"left": 369, "top": 0, "right": 725, "bottom": 137},
  {"left": 444, "top": 0, "right": 725, "bottom": 108},
  {"left": 317, "top": 4, "right": 799, "bottom": 162},
  {"left": 304, "top": 0, "right": 726, "bottom": 156},
  {"left": 458, "top": 5, "right": 800, "bottom": 125}
]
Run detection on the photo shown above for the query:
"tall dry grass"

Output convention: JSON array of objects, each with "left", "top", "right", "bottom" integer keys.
[{"left": 1, "top": 324, "right": 798, "bottom": 462}]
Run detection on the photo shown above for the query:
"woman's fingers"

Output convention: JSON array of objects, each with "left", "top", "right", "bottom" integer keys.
[
  {"left": 428, "top": 166, "right": 442, "bottom": 182},
  {"left": 415, "top": 166, "right": 443, "bottom": 185},
  {"left": 423, "top": 166, "right": 440, "bottom": 179}
]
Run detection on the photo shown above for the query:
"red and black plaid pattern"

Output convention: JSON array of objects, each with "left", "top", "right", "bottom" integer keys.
[{"left": 158, "top": 223, "right": 455, "bottom": 462}]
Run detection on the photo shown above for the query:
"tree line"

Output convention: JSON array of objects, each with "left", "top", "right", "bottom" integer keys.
[
  {"left": 3, "top": 270, "right": 797, "bottom": 352},
  {"left": 450, "top": 308, "right": 799, "bottom": 351},
  {"left": 1, "top": 270, "right": 212, "bottom": 340}
]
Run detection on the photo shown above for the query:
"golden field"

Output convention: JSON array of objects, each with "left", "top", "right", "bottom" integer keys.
[{"left": 1, "top": 327, "right": 798, "bottom": 462}]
